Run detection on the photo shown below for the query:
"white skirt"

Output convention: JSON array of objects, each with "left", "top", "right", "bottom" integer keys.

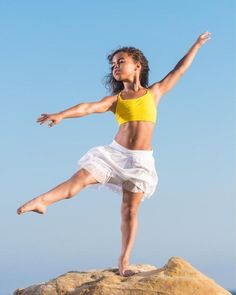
[{"left": 77, "top": 139, "right": 159, "bottom": 202}]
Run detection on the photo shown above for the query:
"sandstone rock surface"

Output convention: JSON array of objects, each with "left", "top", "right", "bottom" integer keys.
[{"left": 13, "top": 256, "right": 230, "bottom": 295}]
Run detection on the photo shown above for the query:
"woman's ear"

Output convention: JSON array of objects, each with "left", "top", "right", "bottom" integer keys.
[{"left": 135, "top": 63, "right": 141, "bottom": 71}]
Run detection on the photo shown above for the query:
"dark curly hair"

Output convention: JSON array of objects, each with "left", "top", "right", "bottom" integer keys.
[{"left": 103, "top": 46, "right": 150, "bottom": 95}]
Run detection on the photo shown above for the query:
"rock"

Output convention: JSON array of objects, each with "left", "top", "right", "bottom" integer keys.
[{"left": 13, "top": 256, "right": 230, "bottom": 295}]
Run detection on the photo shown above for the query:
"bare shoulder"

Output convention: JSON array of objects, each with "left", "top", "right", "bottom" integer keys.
[
  {"left": 104, "top": 94, "right": 119, "bottom": 114},
  {"left": 98, "top": 94, "right": 118, "bottom": 114},
  {"left": 148, "top": 83, "right": 163, "bottom": 107}
]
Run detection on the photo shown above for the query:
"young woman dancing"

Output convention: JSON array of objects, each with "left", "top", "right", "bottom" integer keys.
[{"left": 17, "top": 32, "right": 211, "bottom": 277}]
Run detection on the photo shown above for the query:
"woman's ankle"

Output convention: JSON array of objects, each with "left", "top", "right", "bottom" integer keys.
[{"left": 119, "top": 254, "right": 130, "bottom": 263}]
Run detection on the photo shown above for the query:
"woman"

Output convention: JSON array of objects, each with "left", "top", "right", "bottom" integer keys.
[{"left": 17, "top": 32, "right": 211, "bottom": 276}]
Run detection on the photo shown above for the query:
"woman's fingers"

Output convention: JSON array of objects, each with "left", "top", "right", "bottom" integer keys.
[
  {"left": 37, "top": 115, "right": 45, "bottom": 122},
  {"left": 196, "top": 31, "right": 212, "bottom": 46},
  {"left": 36, "top": 113, "right": 50, "bottom": 124},
  {"left": 202, "top": 31, "right": 211, "bottom": 39},
  {"left": 37, "top": 117, "right": 46, "bottom": 123},
  {"left": 37, "top": 117, "right": 50, "bottom": 125},
  {"left": 36, "top": 113, "right": 60, "bottom": 127},
  {"left": 48, "top": 120, "right": 55, "bottom": 127},
  {"left": 203, "top": 31, "right": 211, "bottom": 35}
]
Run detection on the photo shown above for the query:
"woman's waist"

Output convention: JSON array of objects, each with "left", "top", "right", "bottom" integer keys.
[
  {"left": 112, "top": 136, "right": 153, "bottom": 153},
  {"left": 114, "top": 127, "right": 153, "bottom": 151}
]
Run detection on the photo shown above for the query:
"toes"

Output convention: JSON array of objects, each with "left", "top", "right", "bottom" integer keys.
[
  {"left": 130, "top": 270, "right": 141, "bottom": 276},
  {"left": 124, "top": 270, "right": 134, "bottom": 277},
  {"left": 17, "top": 208, "right": 23, "bottom": 215},
  {"left": 16, "top": 203, "right": 46, "bottom": 215},
  {"left": 122, "top": 269, "right": 140, "bottom": 277}
]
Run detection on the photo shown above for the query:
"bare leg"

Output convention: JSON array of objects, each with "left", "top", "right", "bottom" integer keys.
[
  {"left": 17, "top": 169, "right": 98, "bottom": 215},
  {"left": 118, "top": 188, "right": 143, "bottom": 277}
]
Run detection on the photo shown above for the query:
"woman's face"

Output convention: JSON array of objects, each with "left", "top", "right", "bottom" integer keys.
[{"left": 111, "top": 52, "right": 139, "bottom": 81}]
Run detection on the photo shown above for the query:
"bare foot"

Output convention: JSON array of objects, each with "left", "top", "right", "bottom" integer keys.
[
  {"left": 17, "top": 196, "right": 48, "bottom": 215},
  {"left": 118, "top": 256, "right": 141, "bottom": 277}
]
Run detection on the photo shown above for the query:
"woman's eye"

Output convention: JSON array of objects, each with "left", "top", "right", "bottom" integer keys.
[{"left": 111, "top": 60, "right": 124, "bottom": 70}]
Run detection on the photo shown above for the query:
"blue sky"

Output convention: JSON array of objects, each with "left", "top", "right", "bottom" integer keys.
[{"left": 0, "top": 0, "right": 235, "bottom": 293}]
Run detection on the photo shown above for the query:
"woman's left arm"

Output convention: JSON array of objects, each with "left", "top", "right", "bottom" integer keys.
[{"left": 150, "top": 31, "right": 211, "bottom": 98}]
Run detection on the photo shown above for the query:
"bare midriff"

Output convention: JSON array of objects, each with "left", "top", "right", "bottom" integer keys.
[{"left": 114, "top": 121, "right": 155, "bottom": 150}]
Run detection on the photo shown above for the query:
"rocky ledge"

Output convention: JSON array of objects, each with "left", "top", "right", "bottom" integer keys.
[{"left": 13, "top": 256, "right": 230, "bottom": 295}]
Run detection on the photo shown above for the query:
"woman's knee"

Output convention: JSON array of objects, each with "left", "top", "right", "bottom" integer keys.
[
  {"left": 121, "top": 189, "right": 143, "bottom": 220},
  {"left": 69, "top": 168, "right": 98, "bottom": 190},
  {"left": 121, "top": 204, "right": 139, "bottom": 221}
]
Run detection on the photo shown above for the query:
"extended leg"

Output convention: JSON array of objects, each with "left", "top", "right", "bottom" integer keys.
[
  {"left": 118, "top": 187, "right": 143, "bottom": 277},
  {"left": 17, "top": 168, "right": 98, "bottom": 215}
]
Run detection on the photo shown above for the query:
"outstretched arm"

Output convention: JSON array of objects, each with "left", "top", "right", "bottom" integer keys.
[
  {"left": 36, "top": 95, "right": 116, "bottom": 128},
  {"left": 150, "top": 31, "right": 211, "bottom": 98}
]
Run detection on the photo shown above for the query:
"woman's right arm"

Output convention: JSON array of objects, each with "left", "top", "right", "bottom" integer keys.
[{"left": 37, "top": 96, "right": 116, "bottom": 128}]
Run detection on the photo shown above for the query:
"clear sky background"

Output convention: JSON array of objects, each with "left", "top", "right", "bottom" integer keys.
[{"left": 0, "top": 1, "right": 235, "bottom": 294}]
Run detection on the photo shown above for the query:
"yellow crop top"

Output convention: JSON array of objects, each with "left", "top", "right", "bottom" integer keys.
[{"left": 114, "top": 88, "right": 157, "bottom": 126}]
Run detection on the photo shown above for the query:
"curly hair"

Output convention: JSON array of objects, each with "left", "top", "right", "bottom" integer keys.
[{"left": 103, "top": 46, "right": 150, "bottom": 95}]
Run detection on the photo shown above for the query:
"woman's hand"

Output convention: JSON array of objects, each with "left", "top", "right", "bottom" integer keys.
[
  {"left": 196, "top": 31, "right": 211, "bottom": 47},
  {"left": 36, "top": 113, "right": 63, "bottom": 128}
]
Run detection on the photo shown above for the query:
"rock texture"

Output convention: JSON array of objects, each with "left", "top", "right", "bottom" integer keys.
[{"left": 13, "top": 256, "right": 230, "bottom": 295}]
